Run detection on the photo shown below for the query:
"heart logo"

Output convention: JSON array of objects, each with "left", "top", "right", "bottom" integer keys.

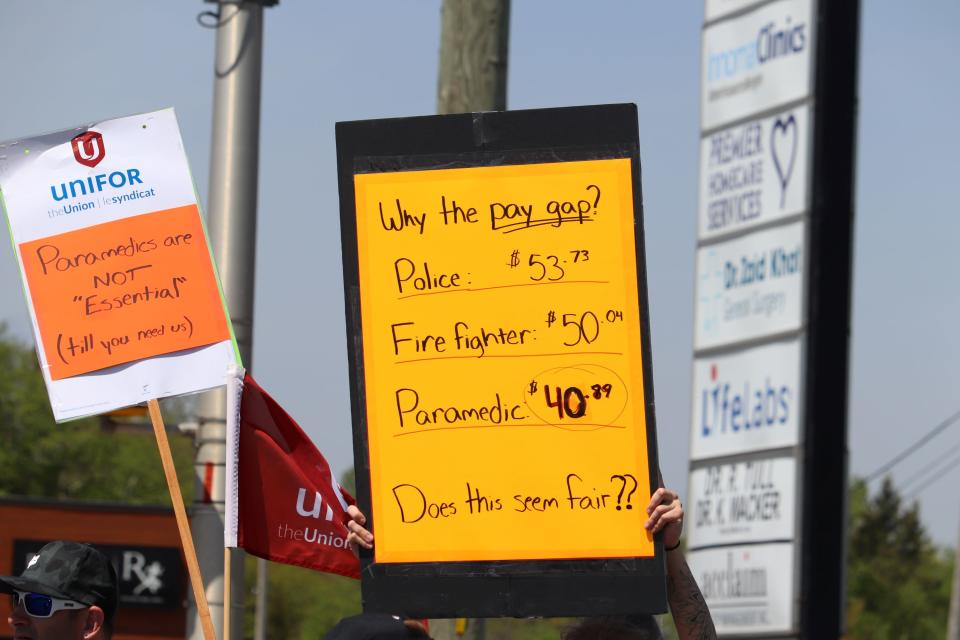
[{"left": 770, "top": 114, "right": 798, "bottom": 209}]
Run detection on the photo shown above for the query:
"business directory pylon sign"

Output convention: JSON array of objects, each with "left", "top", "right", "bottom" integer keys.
[
  {"left": 694, "top": 221, "right": 805, "bottom": 350},
  {"left": 687, "top": 543, "right": 796, "bottom": 634},
  {"left": 688, "top": 0, "right": 859, "bottom": 636},
  {"left": 690, "top": 338, "right": 802, "bottom": 460},
  {"left": 698, "top": 105, "right": 811, "bottom": 240},
  {"left": 701, "top": 0, "right": 814, "bottom": 131},
  {"left": 687, "top": 455, "right": 797, "bottom": 547}
]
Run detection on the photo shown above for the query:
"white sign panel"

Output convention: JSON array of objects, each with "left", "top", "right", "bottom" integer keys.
[
  {"left": 690, "top": 338, "right": 802, "bottom": 459},
  {"left": 689, "top": 543, "right": 796, "bottom": 635},
  {"left": 698, "top": 105, "right": 810, "bottom": 240},
  {"left": 0, "top": 109, "right": 239, "bottom": 421},
  {"left": 688, "top": 456, "right": 796, "bottom": 548},
  {"left": 695, "top": 221, "right": 805, "bottom": 350},
  {"left": 705, "top": 0, "right": 766, "bottom": 23},
  {"left": 701, "top": 0, "right": 814, "bottom": 130}
]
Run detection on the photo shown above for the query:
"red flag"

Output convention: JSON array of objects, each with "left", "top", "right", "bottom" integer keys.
[{"left": 225, "top": 372, "right": 359, "bottom": 579}]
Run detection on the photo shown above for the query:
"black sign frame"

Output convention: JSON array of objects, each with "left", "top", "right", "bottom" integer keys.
[{"left": 336, "top": 104, "right": 666, "bottom": 618}]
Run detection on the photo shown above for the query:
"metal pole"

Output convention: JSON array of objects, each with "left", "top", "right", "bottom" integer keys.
[
  {"left": 191, "top": 2, "right": 273, "bottom": 638},
  {"left": 798, "top": 0, "right": 860, "bottom": 637},
  {"left": 254, "top": 557, "right": 268, "bottom": 640}
]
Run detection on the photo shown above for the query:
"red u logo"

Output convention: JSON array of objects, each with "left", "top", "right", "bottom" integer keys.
[{"left": 71, "top": 131, "right": 105, "bottom": 168}]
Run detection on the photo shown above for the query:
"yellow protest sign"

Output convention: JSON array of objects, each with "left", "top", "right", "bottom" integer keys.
[{"left": 354, "top": 158, "right": 654, "bottom": 563}]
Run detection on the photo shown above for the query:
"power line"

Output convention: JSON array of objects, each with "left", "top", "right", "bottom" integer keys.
[
  {"left": 865, "top": 408, "right": 960, "bottom": 482},
  {"left": 898, "top": 439, "right": 960, "bottom": 494},
  {"left": 905, "top": 453, "right": 960, "bottom": 502}
]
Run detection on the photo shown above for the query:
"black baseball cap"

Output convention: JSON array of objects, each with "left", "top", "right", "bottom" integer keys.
[
  {"left": 324, "top": 613, "right": 431, "bottom": 639},
  {"left": 0, "top": 541, "right": 119, "bottom": 619}
]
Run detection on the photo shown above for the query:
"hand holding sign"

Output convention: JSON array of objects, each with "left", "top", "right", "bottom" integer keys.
[{"left": 646, "top": 486, "right": 684, "bottom": 549}]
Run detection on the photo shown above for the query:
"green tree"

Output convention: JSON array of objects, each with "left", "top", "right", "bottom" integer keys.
[
  {"left": 242, "top": 556, "right": 361, "bottom": 639},
  {"left": 0, "top": 325, "right": 193, "bottom": 504},
  {"left": 845, "top": 477, "right": 954, "bottom": 639}
]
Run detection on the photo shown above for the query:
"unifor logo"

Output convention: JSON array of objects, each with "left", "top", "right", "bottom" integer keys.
[
  {"left": 295, "top": 467, "right": 352, "bottom": 521},
  {"left": 71, "top": 131, "right": 105, "bottom": 168}
]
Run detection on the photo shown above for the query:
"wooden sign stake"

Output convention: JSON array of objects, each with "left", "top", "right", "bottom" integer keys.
[
  {"left": 223, "top": 547, "right": 232, "bottom": 640},
  {"left": 148, "top": 399, "right": 217, "bottom": 640}
]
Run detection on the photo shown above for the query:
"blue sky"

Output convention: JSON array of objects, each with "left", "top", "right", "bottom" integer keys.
[{"left": 1, "top": 1, "right": 958, "bottom": 544}]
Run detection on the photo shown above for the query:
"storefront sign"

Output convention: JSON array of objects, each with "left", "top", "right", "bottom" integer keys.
[
  {"left": 689, "top": 543, "right": 796, "bottom": 635},
  {"left": 695, "top": 221, "right": 804, "bottom": 350},
  {"left": 701, "top": 0, "right": 814, "bottom": 130},
  {"left": 687, "top": 456, "right": 796, "bottom": 547},
  {"left": 698, "top": 105, "right": 810, "bottom": 240}
]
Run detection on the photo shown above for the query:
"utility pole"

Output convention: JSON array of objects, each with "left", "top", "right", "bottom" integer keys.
[
  {"left": 190, "top": 1, "right": 275, "bottom": 639},
  {"left": 432, "top": 2, "right": 509, "bottom": 638},
  {"left": 437, "top": 0, "right": 510, "bottom": 114},
  {"left": 948, "top": 514, "right": 960, "bottom": 639}
]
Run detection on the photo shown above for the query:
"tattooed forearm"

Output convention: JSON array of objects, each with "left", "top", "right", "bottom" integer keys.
[{"left": 666, "top": 551, "right": 717, "bottom": 640}]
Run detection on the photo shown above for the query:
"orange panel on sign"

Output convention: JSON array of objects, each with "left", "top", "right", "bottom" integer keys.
[
  {"left": 19, "top": 205, "right": 230, "bottom": 379},
  {"left": 354, "top": 159, "right": 653, "bottom": 564}
]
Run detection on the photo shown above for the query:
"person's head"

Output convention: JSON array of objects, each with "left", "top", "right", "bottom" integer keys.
[
  {"left": 562, "top": 615, "right": 663, "bottom": 640},
  {"left": 324, "top": 613, "right": 431, "bottom": 639},
  {"left": 0, "top": 541, "right": 119, "bottom": 640}
]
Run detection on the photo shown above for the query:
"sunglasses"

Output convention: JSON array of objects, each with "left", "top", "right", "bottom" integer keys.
[{"left": 11, "top": 590, "right": 87, "bottom": 618}]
